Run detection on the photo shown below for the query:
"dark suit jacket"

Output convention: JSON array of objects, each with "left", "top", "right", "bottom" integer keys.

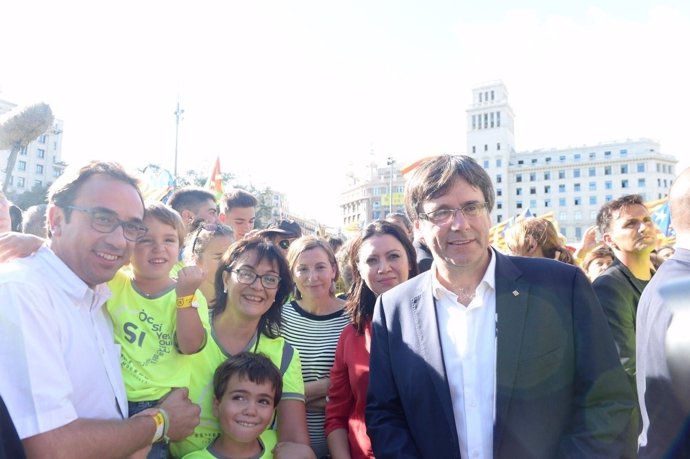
[{"left": 366, "top": 251, "right": 634, "bottom": 459}]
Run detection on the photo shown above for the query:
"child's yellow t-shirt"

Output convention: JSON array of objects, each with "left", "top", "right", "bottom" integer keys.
[
  {"left": 106, "top": 270, "right": 210, "bottom": 402},
  {"left": 181, "top": 429, "right": 277, "bottom": 459}
]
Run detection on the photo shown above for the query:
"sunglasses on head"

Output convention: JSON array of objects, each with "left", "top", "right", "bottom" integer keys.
[{"left": 191, "top": 223, "right": 222, "bottom": 253}]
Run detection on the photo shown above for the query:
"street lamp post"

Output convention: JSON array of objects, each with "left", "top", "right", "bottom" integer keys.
[
  {"left": 387, "top": 157, "right": 395, "bottom": 214},
  {"left": 173, "top": 100, "right": 184, "bottom": 190}
]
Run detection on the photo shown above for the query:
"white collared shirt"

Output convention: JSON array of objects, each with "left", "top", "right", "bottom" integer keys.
[
  {"left": 432, "top": 248, "right": 497, "bottom": 459},
  {"left": 0, "top": 246, "right": 128, "bottom": 439}
]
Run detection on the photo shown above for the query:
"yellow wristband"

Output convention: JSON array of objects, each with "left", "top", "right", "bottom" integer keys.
[
  {"left": 151, "top": 411, "right": 165, "bottom": 443},
  {"left": 176, "top": 294, "right": 196, "bottom": 309}
]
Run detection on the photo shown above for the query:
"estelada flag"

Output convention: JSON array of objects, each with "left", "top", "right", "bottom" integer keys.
[{"left": 204, "top": 157, "right": 224, "bottom": 201}]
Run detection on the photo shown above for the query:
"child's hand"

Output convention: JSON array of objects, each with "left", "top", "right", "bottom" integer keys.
[{"left": 176, "top": 265, "right": 205, "bottom": 297}]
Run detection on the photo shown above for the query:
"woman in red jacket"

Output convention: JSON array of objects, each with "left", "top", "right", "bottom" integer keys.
[{"left": 325, "top": 221, "right": 418, "bottom": 459}]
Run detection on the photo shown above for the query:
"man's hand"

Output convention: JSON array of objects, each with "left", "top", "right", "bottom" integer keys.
[
  {"left": 157, "top": 388, "right": 201, "bottom": 441},
  {"left": 0, "top": 232, "right": 44, "bottom": 262},
  {"left": 176, "top": 266, "right": 205, "bottom": 298}
]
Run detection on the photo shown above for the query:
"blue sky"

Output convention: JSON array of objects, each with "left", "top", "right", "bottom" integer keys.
[{"left": 2, "top": 1, "right": 688, "bottom": 227}]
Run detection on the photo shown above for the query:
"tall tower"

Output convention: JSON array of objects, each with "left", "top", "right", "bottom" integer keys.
[{"left": 466, "top": 81, "right": 515, "bottom": 224}]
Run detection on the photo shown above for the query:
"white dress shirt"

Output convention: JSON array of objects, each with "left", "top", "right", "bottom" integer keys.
[
  {"left": 0, "top": 247, "right": 127, "bottom": 439},
  {"left": 432, "top": 248, "right": 497, "bottom": 459}
]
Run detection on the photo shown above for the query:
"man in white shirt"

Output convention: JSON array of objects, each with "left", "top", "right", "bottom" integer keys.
[
  {"left": 366, "top": 155, "right": 635, "bottom": 459},
  {"left": 0, "top": 161, "right": 200, "bottom": 458}
]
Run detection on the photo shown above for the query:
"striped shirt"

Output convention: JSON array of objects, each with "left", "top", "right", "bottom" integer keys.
[{"left": 281, "top": 300, "right": 350, "bottom": 457}]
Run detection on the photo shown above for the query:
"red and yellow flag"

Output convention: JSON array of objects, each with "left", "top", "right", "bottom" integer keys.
[{"left": 205, "top": 157, "right": 224, "bottom": 201}]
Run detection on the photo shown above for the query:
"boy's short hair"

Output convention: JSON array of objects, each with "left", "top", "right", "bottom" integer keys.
[
  {"left": 168, "top": 187, "right": 217, "bottom": 214},
  {"left": 213, "top": 352, "right": 283, "bottom": 406},
  {"left": 220, "top": 188, "right": 258, "bottom": 214},
  {"left": 145, "top": 202, "right": 186, "bottom": 245}
]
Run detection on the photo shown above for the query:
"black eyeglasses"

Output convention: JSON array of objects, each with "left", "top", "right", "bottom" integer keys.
[
  {"left": 278, "top": 239, "right": 291, "bottom": 250},
  {"left": 191, "top": 223, "right": 222, "bottom": 254},
  {"left": 418, "top": 202, "right": 489, "bottom": 225},
  {"left": 64, "top": 205, "right": 147, "bottom": 242},
  {"left": 225, "top": 267, "right": 281, "bottom": 289}
]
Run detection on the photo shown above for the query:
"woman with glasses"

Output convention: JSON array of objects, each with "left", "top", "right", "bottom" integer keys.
[
  {"left": 170, "top": 237, "right": 313, "bottom": 458},
  {"left": 281, "top": 236, "right": 350, "bottom": 458},
  {"left": 182, "top": 220, "right": 234, "bottom": 309},
  {"left": 325, "top": 221, "right": 418, "bottom": 459}
]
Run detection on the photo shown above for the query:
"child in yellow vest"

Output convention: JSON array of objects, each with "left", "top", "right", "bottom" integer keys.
[{"left": 106, "top": 202, "right": 209, "bottom": 459}]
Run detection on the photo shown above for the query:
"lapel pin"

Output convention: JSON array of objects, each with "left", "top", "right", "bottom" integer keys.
[{"left": 512, "top": 290, "right": 519, "bottom": 296}]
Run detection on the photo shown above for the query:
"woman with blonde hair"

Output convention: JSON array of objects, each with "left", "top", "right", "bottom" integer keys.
[
  {"left": 281, "top": 235, "right": 350, "bottom": 457},
  {"left": 504, "top": 217, "right": 576, "bottom": 265}
]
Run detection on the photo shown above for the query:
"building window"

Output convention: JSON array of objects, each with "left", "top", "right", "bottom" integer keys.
[
  {"left": 472, "top": 115, "right": 476, "bottom": 130},
  {"left": 589, "top": 152, "right": 596, "bottom": 159},
  {"left": 484, "top": 114, "right": 488, "bottom": 129},
  {"left": 657, "top": 164, "right": 661, "bottom": 173},
  {"left": 574, "top": 183, "right": 581, "bottom": 192},
  {"left": 621, "top": 164, "right": 628, "bottom": 174},
  {"left": 484, "top": 160, "right": 490, "bottom": 168},
  {"left": 496, "top": 158, "right": 502, "bottom": 167},
  {"left": 604, "top": 165, "right": 612, "bottom": 175},
  {"left": 472, "top": 145, "right": 476, "bottom": 153},
  {"left": 516, "top": 188, "right": 523, "bottom": 196},
  {"left": 589, "top": 182, "right": 596, "bottom": 191},
  {"left": 638, "top": 178, "right": 646, "bottom": 188},
  {"left": 479, "top": 93, "right": 483, "bottom": 102},
  {"left": 558, "top": 170, "right": 565, "bottom": 179},
  {"left": 559, "top": 197, "right": 566, "bottom": 206},
  {"left": 17, "top": 177, "right": 25, "bottom": 188},
  {"left": 18, "top": 161, "right": 27, "bottom": 171},
  {"left": 559, "top": 184, "right": 566, "bottom": 193},
  {"left": 620, "top": 149, "right": 628, "bottom": 157},
  {"left": 36, "top": 164, "right": 44, "bottom": 174},
  {"left": 544, "top": 185, "right": 551, "bottom": 193},
  {"left": 497, "top": 143, "right": 501, "bottom": 151},
  {"left": 516, "top": 201, "right": 523, "bottom": 209},
  {"left": 574, "top": 153, "right": 581, "bottom": 161},
  {"left": 545, "top": 198, "right": 551, "bottom": 207},
  {"left": 497, "top": 202, "right": 503, "bottom": 210},
  {"left": 38, "top": 134, "right": 47, "bottom": 144},
  {"left": 575, "top": 227, "right": 582, "bottom": 240},
  {"left": 588, "top": 167, "right": 596, "bottom": 177},
  {"left": 559, "top": 155, "right": 566, "bottom": 162},
  {"left": 497, "top": 188, "right": 502, "bottom": 196},
  {"left": 530, "top": 187, "right": 536, "bottom": 195},
  {"left": 559, "top": 211, "right": 567, "bottom": 221},
  {"left": 545, "top": 157, "right": 552, "bottom": 164},
  {"left": 518, "top": 160, "right": 524, "bottom": 165},
  {"left": 544, "top": 171, "right": 551, "bottom": 180},
  {"left": 34, "top": 180, "right": 42, "bottom": 187},
  {"left": 496, "top": 111, "right": 501, "bottom": 127},
  {"left": 484, "top": 144, "right": 488, "bottom": 152},
  {"left": 574, "top": 197, "right": 581, "bottom": 205},
  {"left": 637, "top": 162, "right": 645, "bottom": 173},
  {"left": 497, "top": 215, "right": 503, "bottom": 223},
  {"left": 573, "top": 169, "right": 581, "bottom": 178},
  {"left": 589, "top": 196, "right": 597, "bottom": 205},
  {"left": 606, "top": 194, "right": 613, "bottom": 202},
  {"left": 531, "top": 158, "right": 538, "bottom": 165},
  {"left": 516, "top": 174, "right": 522, "bottom": 183},
  {"left": 604, "top": 151, "right": 611, "bottom": 158},
  {"left": 490, "top": 112, "right": 495, "bottom": 128},
  {"left": 529, "top": 199, "right": 537, "bottom": 209},
  {"left": 491, "top": 90, "right": 495, "bottom": 100},
  {"left": 37, "top": 148, "right": 45, "bottom": 159},
  {"left": 19, "top": 147, "right": 28, "bottom": 156},
  {"left": 496, "top": 174, "right": 502, "bottom": 184},
  {"left": 622, "top": 179, "right": 629, "bottom": 188},
  {"left": 529, "top": 173, "right": 536, "bottom": 182},
  {"left": 574, "top": 211, "right": 582, "bottom": 221}
]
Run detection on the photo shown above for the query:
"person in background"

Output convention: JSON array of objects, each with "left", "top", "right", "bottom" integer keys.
[
  {"left": 21, "top": 204, "right": 48, "bottom": 237},
  {"left": 220, "top": 188, "right": 258, "bottom": 240},
  {"left": 182, "top": 220, "right": 235, "bottom": 308},
  {"left": 171, "top": 237, "right": 312, "bottom": 458},
  {"left": 0, "top": 161, "right": 200, "bottom": 458},
  {"left": 650, "top": 244, "right": 675, "bottom": 270},
  {"left": 385, "top": 212, "right": 413, "bottom": 240},
  {"left": 503, "top": 217, "right": 576, "bottom": 265},
  {"left": 282, "top": 236, "right": 350, "bottom": 457},
  {"left": 593, "top": 193, "right": 656, "bottom": 458},
  {"left": 326, "top": 235, "right": 345, "bottom": 256},
  {"left": 334, "top": 238, "right": 355, "bottom": 298},
  {"left": 263, "top": 219, "right": 303, "bottom": 255},
  {"left": 637, "top": 167, "right": 690, "bottom": 458},
  {"left": 326, "top": 221, "right": 418, "bottom": 459},
  {"left": 169, "top": 187, "right": 220, "bottom": 235},
  {"left": 366, "top": 154, "right": 633, "bottom": 458},
  {"left": 581, "top": 244, "right": 615, "bottom": 282},
  {"left": 182, "top": 352, "right": 283, "bottom": 459}
]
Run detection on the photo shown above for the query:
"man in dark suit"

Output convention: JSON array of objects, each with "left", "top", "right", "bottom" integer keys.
[{"left": 366, "top": 155, "right": 634, "bottom": 459}]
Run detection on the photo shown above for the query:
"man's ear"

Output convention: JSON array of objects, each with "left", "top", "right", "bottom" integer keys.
[
  {"left": 218, "top": 212, "right": 226, "bottom": 223},
  {"left": 180, "top": 209, "right": 194, "bottom": 225},
  {"left": 602, "top": 233, "right": 616, "bottom": 249},
  {"left": 47, "top": 205, "right": 64, "bottom": 237}
]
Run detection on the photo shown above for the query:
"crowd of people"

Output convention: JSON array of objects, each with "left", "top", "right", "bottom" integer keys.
[{"left": 0, "top": 154, "right": 689, "bottom": 459}]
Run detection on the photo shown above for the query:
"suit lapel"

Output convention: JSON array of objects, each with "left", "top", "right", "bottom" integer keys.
[
  {"left": 493, "top": 253, "right": 530, "bottom": 451},
  {"left": 410, "top": 280, "right": 458, "bottom": 436}
]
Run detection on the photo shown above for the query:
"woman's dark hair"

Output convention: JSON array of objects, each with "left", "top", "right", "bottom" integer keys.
[
  {"left": 345, "top": 220, "right": 418, "bottom": 334},
  {"left": 213, "top": 236, "right": 292, "bottom": 338}
]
